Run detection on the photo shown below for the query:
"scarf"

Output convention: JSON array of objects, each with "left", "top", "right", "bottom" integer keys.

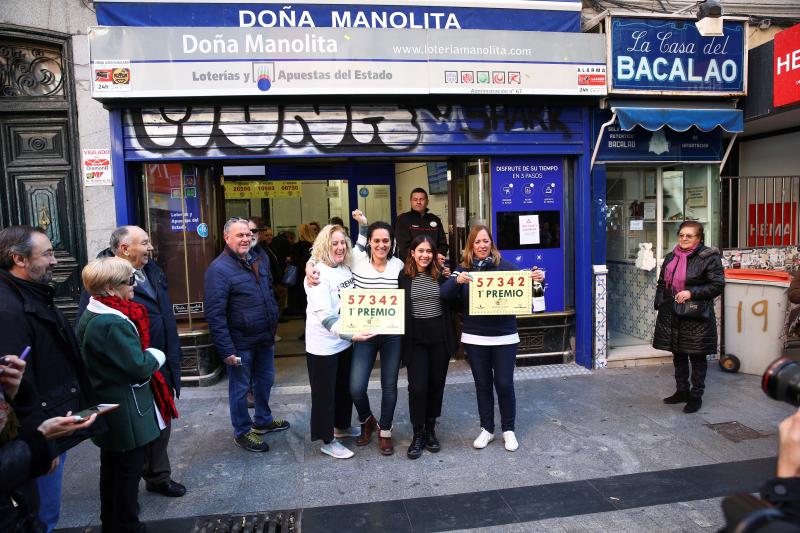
[
  {"left": 472, "top": 256, "right": 494, "bottom": 270},
  {"left": 664, "top": 244, "right": 699, "bottom": 293},
  {"left": 95, "top": 295, "right": 179, "bottom": 421}
]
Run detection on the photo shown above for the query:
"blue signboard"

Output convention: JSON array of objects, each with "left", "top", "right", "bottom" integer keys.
[
  {"left": 594, "top": 109, "right": 723, "bottom": 162},
  {"left": 492, "top": 157, "right": 565, "bottom": 313},
  {"left": 95, "top": 1, "right": 580, "bottom": 32},
  {"left": 610, "top": 17, "right": 746, "bottom": 94}
]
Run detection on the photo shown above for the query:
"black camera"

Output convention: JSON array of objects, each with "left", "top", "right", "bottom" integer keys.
[{"left": 720, "top": 357, "right": 800, "bottom": 532}]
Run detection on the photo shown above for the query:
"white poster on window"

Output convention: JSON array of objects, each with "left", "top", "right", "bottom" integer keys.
[{"left": 519, "top": 214, "right": 540, "bottom": 245}]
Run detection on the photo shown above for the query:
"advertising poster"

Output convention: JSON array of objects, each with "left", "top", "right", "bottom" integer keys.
[
  {"left": 81, "top": 149, "right": 113, "bottom": 187},
  {"left": 339, "top": 289, "right": 405, "bottom": 334}
]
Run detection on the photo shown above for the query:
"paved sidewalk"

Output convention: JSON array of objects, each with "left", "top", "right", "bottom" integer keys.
[{"left": 56, "top": 360, "right": 792, "bottom": 531}]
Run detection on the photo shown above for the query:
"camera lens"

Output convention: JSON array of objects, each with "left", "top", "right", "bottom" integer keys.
[{"left": 762, "top": 357, "right": 800, "bottom": 406}]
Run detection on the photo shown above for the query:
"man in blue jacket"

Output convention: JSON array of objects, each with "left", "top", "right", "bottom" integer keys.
[
  {"left": 78, "top": 225, "right": 186, "bottom": 497},
  {"left": 204, "top": 218, "right": 289, "bottom": 452}
]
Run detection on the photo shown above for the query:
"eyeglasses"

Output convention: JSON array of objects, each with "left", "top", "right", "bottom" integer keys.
[
  {"left": 123, "top": 274, "right": 137, "bottom": 287},
  {"left": 678, "top": 233, "right": 698, "bottom": 239}
]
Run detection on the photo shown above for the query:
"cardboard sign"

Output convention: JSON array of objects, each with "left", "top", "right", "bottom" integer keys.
[
  {"left": 468, "top": 271, "right": 532, "bottom": 316},
  {"left": 339, "top": 289, "right": 405, "bottom": 334}
]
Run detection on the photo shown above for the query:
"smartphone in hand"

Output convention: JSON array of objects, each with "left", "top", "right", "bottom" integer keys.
[{"left": 72, "top": 403, "right": 119, "bottom": 422}]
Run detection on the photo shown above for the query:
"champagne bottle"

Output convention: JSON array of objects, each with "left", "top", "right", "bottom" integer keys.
[{"left": 532, "top": 279, "right": 545, "bottom": 312}]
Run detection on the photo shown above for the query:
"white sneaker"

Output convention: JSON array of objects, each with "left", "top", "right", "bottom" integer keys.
[
  {"left": 333, "top": 426, "right": 361, "bottom": 439},
  {"left": 320, "top": 439, "right": 354, "bottom": 459},
  {"left": 503, "top": 431, "right": 519, "bottom": 452},
  {"left": 473, "top": 428, "right": 495, "bottom": 449}
]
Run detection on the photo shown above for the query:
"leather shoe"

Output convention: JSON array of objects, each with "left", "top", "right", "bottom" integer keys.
[
  {"left": 146, "top": 480, "right": 186, "bottom": 497},
  {"left": 663, "top": 390, "right": 690, "bottom": 404},
  {"left": 683, "top": 396, "right": 702, "bottom": 413},
  {"left": 378, "top": 426, "right": 394, "bottom": 456},
  {"left": 407, "top": 431, "right": 425, "bottom": 460},
  {"left": 356, "top": 415, "right": 376, "bottom": 447}
]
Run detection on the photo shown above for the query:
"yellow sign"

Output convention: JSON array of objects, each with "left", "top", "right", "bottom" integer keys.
[
  {"left": 339, "top": 289, "right": 405, "bottom": 335},
  {"left": 224, "top": 180, "right": 303, "bottom": 199},
  {"left": 468, "top": 271, "right": 532, "bottom": 315}
]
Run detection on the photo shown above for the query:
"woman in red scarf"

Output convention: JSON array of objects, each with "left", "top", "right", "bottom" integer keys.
[
  {"left": 77, "top": 257, "right": 177, "bottom": 533},
  {"left": 653, "top": 222, "right": 724, "bottom": 413}
]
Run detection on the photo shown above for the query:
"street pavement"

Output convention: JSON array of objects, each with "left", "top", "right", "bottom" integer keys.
[{"left": 56, "top": 358, "right": 792, "bottom": 532}]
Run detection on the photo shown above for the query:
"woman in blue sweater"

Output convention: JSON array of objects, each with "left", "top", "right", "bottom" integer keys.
[{"left": 442, "top": 225, "right": 544, "bottom": 452}]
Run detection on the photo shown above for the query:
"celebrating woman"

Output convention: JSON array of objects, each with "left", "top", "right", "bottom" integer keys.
[
  {"left": 304, "top": 224, "right": 374, "bottom": 460},
  {"left": 78, "top": 257, "right": 176, "bottom": 533},
  {"left": 653, "top": 221, "right": 724, "bottom": 413},
  {"left": 398, "top": 235, "right": 457, "bottom": 459},
  {"left": 442, "top": 225, "right": 544, "bottom": 452}
]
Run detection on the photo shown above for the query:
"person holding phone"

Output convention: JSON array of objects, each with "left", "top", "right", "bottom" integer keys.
[
  {"left": 0, "top": 352, "right": 96, "bottom": 533},
  {"left": 442, "top": 225, "right": 544, "bottom": 452},
  {"left": 398, "top": 235, "right": 457, "bottom": 459},
  {"left": 78, "top": 257, "right": 170, "bottom": 533},
  {"left": 305, "top": 224, "right": 374, "bottom": 460}
]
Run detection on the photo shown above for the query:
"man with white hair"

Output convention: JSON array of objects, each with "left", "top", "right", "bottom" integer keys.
[
  {"left": 78, "top": 225, "right": 186, "bottom": 497},
  {"left": 204, "top": 218, "right": 288, "bottom": 452}
]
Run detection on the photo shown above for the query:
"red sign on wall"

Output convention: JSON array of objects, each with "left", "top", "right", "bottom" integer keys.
[
  {"left": 774, "top": 23, "right": 800, "bottom": 108},
  {"left": 748, "top": 203, "right": 798, "bottom": 246}
]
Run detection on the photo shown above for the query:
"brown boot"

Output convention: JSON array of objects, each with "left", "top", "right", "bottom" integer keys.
[
  {"left": 356, "top": 415, "right": 377, "bottom": 446},
  {"left": 378, "top": 425, "right": 394, "bottom": 456}
]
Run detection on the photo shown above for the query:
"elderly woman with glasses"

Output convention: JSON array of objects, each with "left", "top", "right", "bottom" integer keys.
[
  {"left": 78, "top": 257, "right": 175, "bottom": 533},
  {"left": 653, "top": 221, "right": 724, "bottom": 414}
]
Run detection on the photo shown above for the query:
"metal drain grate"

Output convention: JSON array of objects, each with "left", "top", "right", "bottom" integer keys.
[
  {"left": 705, "top": 421, "right": 770, "bottom": 443},
  {"left": 190, "top": 511, "right": 299, "bottom": 533}
]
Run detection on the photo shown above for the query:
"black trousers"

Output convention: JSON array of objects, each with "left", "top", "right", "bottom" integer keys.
[
  {"left": 673, "top": 352, "right": 708, "bottom": 398},
  {"left": 142, "top": 420, "right": 171, "bottom": 486},
  {"left": 100, "top": 445, "right": 146, "bottom": 533},
  {"left": 407, "top": 317, "right": 451, "bottom": 431},
  {"left": 307, "top": 347, "right": 353, "bottom": 443}
]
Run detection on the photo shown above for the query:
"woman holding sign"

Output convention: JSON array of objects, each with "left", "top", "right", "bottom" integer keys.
[
  {"left": 305, "top": 224, "right": 374, "bottom": 460},
  {"left": 398, "top": 235, "right": 457, "bottom": 460},
  {"left": 443, "top": 225, "right": 544, "bottom": 452}
]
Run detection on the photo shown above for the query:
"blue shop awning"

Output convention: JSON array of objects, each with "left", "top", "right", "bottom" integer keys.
[{"left": 612, "top": 107, "right": 744, "bottom": 133}]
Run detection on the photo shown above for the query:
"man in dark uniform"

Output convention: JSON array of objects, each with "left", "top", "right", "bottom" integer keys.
[
  {"left": 394, "top": 187, "right": 448, "bottom": 261},
  {"left": 78, "top": 225, "right": 186, "bottom": 497}
]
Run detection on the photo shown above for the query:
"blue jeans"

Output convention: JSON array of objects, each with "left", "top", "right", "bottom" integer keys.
[
  {"left": 350, "top": 334, "right": 402, "bottom": 429},
  {"left": 465, "top": 343, "right": 518, "bottom": 433},
  {"left": 228, "top": 344, "right": 275, "bottom": 438},
  {"left": 37, "top": 451, "right": 66, "bottom": 533}
]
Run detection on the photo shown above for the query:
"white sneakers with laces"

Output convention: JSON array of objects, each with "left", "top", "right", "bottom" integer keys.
[
  {"left": 320, "top": 439, "right": 354, "bottom": 459},
  {"left": 503, "top": 431, "right": 519, "bottom": 452},
  {"left": 473, "top": 428, "right": 495, "bottom": 449}
]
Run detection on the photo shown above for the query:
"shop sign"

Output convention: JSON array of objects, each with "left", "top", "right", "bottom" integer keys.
[
  {"left": 608, "top": 16, "right": 746, "bottom": 95},
  {"left": 224, "top": 180, "right": 302, "bottom": 199},
  {"left": 774, "top": 23, "right": 800, "bottom": 108},
  {"left": 88, "top": 26, "right": 605, "bottom": 98},
  {"left": 81, "top": 148, "right": 113, "bottom": 186},
  {"left": 595, "top": 123, "right": 723, "bottom": 162},
  {"left": 173, "top": 302, "right": 204, "bottom": 315},
  {"left": 747, "top": 202, "right": 798, "bottom": 246},
  {"left": 95, "top": 0, "right": 581, "bottom": 33}
]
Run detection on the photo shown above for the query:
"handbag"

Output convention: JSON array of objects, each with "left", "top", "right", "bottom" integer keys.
[
  {"left": 280, "top": 264, "right": 298, "bottom": 286},
  {"left": 672, "top": 299, "right": 710, "bottom": 320}
]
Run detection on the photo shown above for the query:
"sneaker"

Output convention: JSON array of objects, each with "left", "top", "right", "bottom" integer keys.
[
  {"left": 320, "top": 439, "right": 354, "bottom": 459},
  {"left": 334, "top": 426, "right": 361, "bottom": 439},
  {"left": 473, "top": 428, "right": 495, "bottom": 449},
  {"left": 252, "top": 419, "right": 290, "bottom": 434},
  {"left": 503, "top": 431, "right": 519, "bottom": 452},
  {"left": 234, "top": 431, "right": 269, "bottom": 453}
]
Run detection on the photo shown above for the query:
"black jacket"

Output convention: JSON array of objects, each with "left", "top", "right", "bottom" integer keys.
[
  {"left": 652, "top": 245, "right": 724, "bottom": 355},
  {"left": 0, "top": 271, "right": 98, "bottom": 454},
  {"left": 0, "top": 381, "right": 56, "bottom": 533},
  {"left": 394, "top": 209, "right": 448, "bottom": 260},
  {"left": 78, "top": 251, "right": 183, "bottom": 396},
  {"left": 397, "top": 271, "right": 458, "bottom": 364}
]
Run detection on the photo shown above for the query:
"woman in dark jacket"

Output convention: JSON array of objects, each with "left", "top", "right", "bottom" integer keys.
[
  {"left": 653, "top": 221, "right": 724, "bottom": 414},
  {"left": 0, "top": 355, "right": 94, "bottom": 533},
  {"left": 398, "top": 235, "right": 457, "bottom": 460}
]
